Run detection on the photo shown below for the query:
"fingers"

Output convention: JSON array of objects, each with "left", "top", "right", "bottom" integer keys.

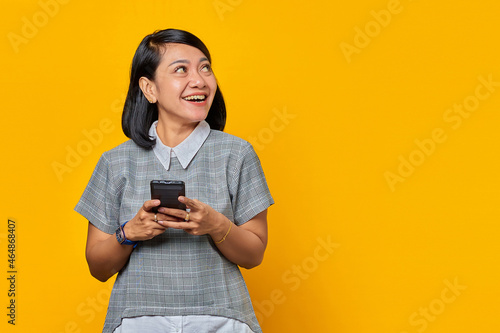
[
  {"left": 157, "top": 207, "right": 190, "bottom": 220},
  {"left": 135, "top": 226, "right": 168, "bottom": 241},
  {"left": 155, "top": 211, "right": 184, "bottom": 223},
  {"left": 142, "top": 199, "right": 161, "bottom": 212},
  {"left": 152, "top": 197, "right": 214, "bottom": 236},
  {"left": 178, "top": 196, "right": 199, "bottom": 210},
  {"left": 157, "top": 196, "right": 200, "bottom": 218},
  {"left": 158, "top": 220, "right": 192, "bottom": 230}
]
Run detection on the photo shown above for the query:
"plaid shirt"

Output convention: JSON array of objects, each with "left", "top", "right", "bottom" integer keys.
[{"left": 75, "top": 122, "right": 273, "bottom": 333}]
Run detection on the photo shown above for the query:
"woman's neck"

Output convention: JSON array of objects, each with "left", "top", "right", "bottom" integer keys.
[{"left": 155, "top": 118, "right": 198, "bottom": 148}]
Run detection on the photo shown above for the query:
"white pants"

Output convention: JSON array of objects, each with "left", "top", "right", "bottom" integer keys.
[{"left": 113, "top": 315, "right": 255, "bottom": 333}]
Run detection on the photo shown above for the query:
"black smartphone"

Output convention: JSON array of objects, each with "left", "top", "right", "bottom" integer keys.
[{"left": 150, "top": 180, "right": 186, "bottom": 211}]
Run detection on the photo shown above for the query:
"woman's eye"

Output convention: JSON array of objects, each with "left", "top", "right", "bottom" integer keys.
[
  {"left": 201, "top": 64, "right": 211, "bottom": 72},
  {"left": 175, "top": 66, "right": 187, "bottom": 73}
]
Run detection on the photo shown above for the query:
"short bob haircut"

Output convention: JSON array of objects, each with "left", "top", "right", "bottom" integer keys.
[{"left": 122, "top": 29, "right": 226, "bottom": 149}]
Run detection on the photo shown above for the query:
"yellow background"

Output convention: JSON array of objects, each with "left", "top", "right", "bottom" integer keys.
[{"left": 1, "top": 0, "right": 499, "bottom": 332}]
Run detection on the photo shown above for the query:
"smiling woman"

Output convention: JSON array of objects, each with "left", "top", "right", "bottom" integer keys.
[
  {"left": 139, "top": 43, "right": 218, "bottom": 147},
  {"left": 74, "top": 29, "right": 274, "bottom": 333},
  {"left": 122, "top": 29, "right": 226, "bottom": 150}
]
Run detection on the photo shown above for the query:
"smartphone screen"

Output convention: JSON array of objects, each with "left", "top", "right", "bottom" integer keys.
[{"left": 150, "top": 180, "right": 186, "bottom": 211}]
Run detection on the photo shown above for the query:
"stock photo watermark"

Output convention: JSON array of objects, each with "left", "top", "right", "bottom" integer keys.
[
  {"left": 385, "top": 73, "right": 499, "bottom": 192},
  {"left": 213, "top": 0, "right": 243, "bottom": 21},
  {"left": 7, "top": 0, "right": 72, "bottom": 54},
  {"left": 51, "top": 93, "right": 125, "bottom": 182},
  {"left": 52, "top": 119, "right": 115, "bottom": 182},
  {"left": 6, "top": 219, "right": 17, "bottom": 326},
  {"left": 340, "top": 0, "right": 420, "bottom": 64},
  {"left": 56, "top": 283, "right": 113, "bottom": 333},
  {"left": 254, "top": 235, "right": 340, "bottom": 324},
  {"left": 399, "top": 277, "right": 466, "bottom": 333},
  {"left": 247, "top": 107, "right": 296, "bottom": 152}
]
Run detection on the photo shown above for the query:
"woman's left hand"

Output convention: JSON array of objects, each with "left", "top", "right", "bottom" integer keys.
[
  {"left": 156, "top": 196, "right": 227, "bottom": 240},
  {"left": 158, "top": 196, "right": 268, "bottom": 269}
]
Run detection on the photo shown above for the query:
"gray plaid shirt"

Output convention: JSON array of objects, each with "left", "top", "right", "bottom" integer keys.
[{"left": 75, "top": 123, "right": 273, "bottom": 333}]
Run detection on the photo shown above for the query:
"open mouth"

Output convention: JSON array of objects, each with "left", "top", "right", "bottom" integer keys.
[{"left": 182, "top": 95, "right": 207, "bottom": 103}]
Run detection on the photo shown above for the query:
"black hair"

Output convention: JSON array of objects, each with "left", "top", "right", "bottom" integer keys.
[{"left": 122, "top": 28, "right": 226, "bottom": 149}]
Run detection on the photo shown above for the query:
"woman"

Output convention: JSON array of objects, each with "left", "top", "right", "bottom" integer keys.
[{"left": 75, "top": 29, "right": 273, "bottom": 333}]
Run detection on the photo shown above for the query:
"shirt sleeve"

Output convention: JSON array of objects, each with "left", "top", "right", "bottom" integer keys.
[
  {"left": 229, "top": 143, "right": 274, "bottom": 225},
  {"left": 74, "top": 153, "right": 122, "bottom": 234}
]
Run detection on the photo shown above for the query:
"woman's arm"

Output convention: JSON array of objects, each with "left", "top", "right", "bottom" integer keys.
[
  {"left": 212, "top": 210, "right": 268, "bottom": 269},
  {"left": 157, "top": 197, "right": 268, "bottom": 269},
  {"left": 85, "top": 223, "right": 135, "bottom": 282},
  {"left": 86, "top": 199, "right": 168, "bottom": 282}
]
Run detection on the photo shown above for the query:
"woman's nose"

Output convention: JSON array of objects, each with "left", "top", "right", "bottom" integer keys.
[{"left": 188, "top": 70, "right": 206, "bottom": 88}]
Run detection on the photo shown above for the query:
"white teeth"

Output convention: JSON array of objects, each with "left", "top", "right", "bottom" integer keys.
[{"left": 183, "top": 95, "right": 206, "bottom": 101}]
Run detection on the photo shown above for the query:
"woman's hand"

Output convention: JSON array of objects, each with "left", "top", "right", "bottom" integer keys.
[
  {"left": 85, "top": 199, "right": 177, "bottom": 282},
  {"left": 156, "top": 196, "right": 269, "bottom": 269},
  {"left": 156, "top": 196, "right": 227, "bottom": 241},
  {"left": 123, "top": 199, "right": 171, "bottom": 241}
]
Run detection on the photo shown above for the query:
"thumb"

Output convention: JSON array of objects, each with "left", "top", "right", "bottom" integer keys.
[{"left": 143, "top": 199, "right": 161, "bottom": 212}]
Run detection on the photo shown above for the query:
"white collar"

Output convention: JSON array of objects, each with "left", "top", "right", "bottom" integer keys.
[{"left": 148, "top": 120, "right": 210, "bottom": 170}]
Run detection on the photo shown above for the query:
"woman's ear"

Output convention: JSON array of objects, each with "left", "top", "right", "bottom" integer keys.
[{"left": 139, "top": 77, "right": 157, "bottom": 103}]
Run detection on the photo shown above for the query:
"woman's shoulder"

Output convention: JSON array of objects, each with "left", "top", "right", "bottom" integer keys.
[
  {"left": 206, "top": 130, "right": 253, "bottom": 152},
  {"left": 100, "top": 139, "right": 151, "bottom": 163}
]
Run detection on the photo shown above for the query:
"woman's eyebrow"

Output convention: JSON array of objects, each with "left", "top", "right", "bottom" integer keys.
[
  {"left": 168, "top": 57, "right": 210, "bottom": 67},
  {"left": 168, "top": 59, "right": 189, "bottom": 67}
]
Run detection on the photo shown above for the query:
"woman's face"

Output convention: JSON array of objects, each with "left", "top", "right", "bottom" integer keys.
[{"left": 149, "top": 43, "right": 217, "bottom": 127}]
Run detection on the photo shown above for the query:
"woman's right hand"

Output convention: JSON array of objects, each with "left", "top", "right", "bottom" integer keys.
[
  {"left": 86, "top": 199, "right": 174, "bottom": 282},
  {"left": 123, "top": 199, "right": 170, "bottom": 241}
]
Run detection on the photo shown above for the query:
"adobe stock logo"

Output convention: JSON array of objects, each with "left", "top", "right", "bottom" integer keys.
[
  {"left": 253, "top": 235, "right": 340, "bottom": 324},
  {"left": 213, "top": 0, "right": 243, "bottom": 21},
  {"left": 52, "top": 119, "right": 115, "bottom": 182},
  {"left": 56, "top": 283, "right": 114, "bottom": 333},
  {"left": 52, "top": 93, "right": 125, "bottom": 182},
  {"left": 7, "top": 0, "right": 72, "bottom": 54},
  {"left": 340, "top": 0, "right": 420, "bottom": 63},
  {"left": 399, "top": 277, "right": 466, "bottom": 333},
  {"left": 247, "top": 107, "right": 296, "bottom": 151},
  {"left": 385, "top": 74, "right": 499, "bottom": 192}
]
